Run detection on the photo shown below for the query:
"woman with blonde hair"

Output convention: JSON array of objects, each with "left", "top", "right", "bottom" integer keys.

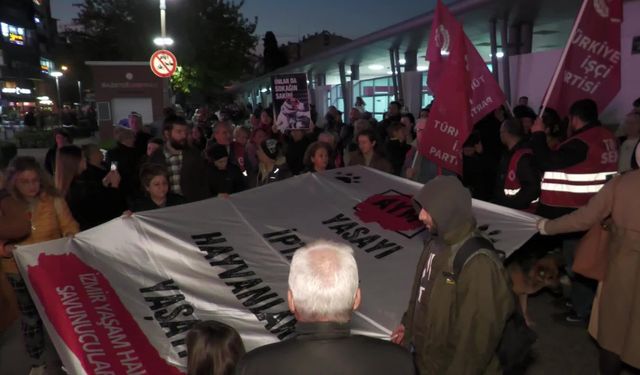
[
  {"left": 1, "top": 156, "right": 79, "bottom": 374},
  {"left": 186, "top": 320, "right": 245, "bottom": 375}
]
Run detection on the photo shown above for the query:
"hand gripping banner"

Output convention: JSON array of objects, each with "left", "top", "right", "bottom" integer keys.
[{"left": 14, "top": 167, "right": 538, "bottom": 374}]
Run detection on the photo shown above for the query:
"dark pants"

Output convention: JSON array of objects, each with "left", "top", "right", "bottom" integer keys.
[
  {"left": 562, "top": 239, "right": 596, "bottom": 318},
  {"left": 6, "top": 272, "right": 45, "bottom": 363}
]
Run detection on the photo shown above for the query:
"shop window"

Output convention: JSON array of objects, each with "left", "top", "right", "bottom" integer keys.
[
  {"left": 1, "top": 22, "right": 26, "bottom": 46},
  {"left": 40, "top": 58, "right": 53, "bottom": 74},
  {"left": 355, "top": 76, "right": 396, "bottom": 120},
  {"left": 421, "top": 72, "right": 434, "bottom": 108}
]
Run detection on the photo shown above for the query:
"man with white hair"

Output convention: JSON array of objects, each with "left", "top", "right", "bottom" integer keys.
[{"left": 236, "top": 241, "right": 415, "bottom": 375}]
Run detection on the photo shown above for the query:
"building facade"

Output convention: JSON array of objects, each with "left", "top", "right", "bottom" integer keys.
[
  {"left": 235, "top": 0, "right": 640, "bottom": 125},
  {"left": 0, "top": 0, "right": 57, "bottom": 118}
]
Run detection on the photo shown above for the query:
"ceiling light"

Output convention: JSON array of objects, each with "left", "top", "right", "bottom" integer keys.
[
  {"left": 496, "top": 51, "right": 504, "bottom": 58},
  {"left": 398, "top": 58, "right": 406, "bottom": 65},
  {"left": 260, "top": 88, "right": 268, "bottom": 93},
  {"left": 368, "top": 64, "right": 384, "bottom": 71}
]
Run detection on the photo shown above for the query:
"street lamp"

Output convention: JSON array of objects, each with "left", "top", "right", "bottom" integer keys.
[
  {"left": 61, "top": 65, "right": 69, "bottom": 71},
  {"left": 153, "top": 37, "right": 174, "bottom": 47},
  {"left": 50, "top": 71, "right": 63, "bottom": 108}
]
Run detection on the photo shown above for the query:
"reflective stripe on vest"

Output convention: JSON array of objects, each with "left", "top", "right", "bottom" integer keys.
[
  {"left": 542, "top": 171, "right": 617, "bottom": 182},
  {"left": 540, "top": 126, "right": 618, "bottom": 208},
  {"left": 503, "top": 148, "right": 538, "bottom": 210}
]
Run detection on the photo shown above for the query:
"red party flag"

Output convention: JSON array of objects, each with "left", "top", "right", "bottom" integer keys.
[
  {"left": 420, "top": 0, "right": 506, "bottom": 174},
  {"left": 542, "top": 0, "right": 622, "bottom": 116}
]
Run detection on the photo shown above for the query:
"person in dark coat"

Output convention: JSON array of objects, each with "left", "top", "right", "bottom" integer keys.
[
  {"left": 128, "top": 163, "right": 185, "bottom": 212},
  {"left": 67, "top": 144, "right": 125, "bottom": 229},
  {"left": 236, "top": 241, "right": 415, "bottom": 375},
  {"left": 285, "top": 129, "right": 311, "bottom": 175},
  {"left": 44, "top": 128, "right": 73, "bottom": 175},
  {"left": 206, "top": 144, "right": 246, "bottom": 197},
  {"left": 462, "top": 132, "right": 495, "bottom": 201},
  {"left": 106, "top": 128, "right": 141, "bottom": 200},
  {"left": 129, "top": 112, "right": 152, "bottom": 158},
  {"left": 493, "top": 119, "right": 541, "bottom": 211},
  {"left": 377, "top": 101, "right": 402, "bottom": 142},
  {"left": 347, "top": 129, "right": 393, "bottom": 174},
  {"left": 148, "top": 115, "right": 211, "bottom": 202},
  {"left": 385, "top": 122, "right": 412, "bottom": 176}
]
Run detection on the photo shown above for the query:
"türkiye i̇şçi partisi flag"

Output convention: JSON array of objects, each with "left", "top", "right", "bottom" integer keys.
[
  {"left": 419, "top": 0, "right": 505, "bottom": 175},
  {"left": 542, "top": 0, "right": 622, "bottom": 116}
]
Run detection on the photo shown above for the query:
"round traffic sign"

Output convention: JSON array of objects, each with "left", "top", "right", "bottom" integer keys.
[{"left": 150, "top": 49, "right": 177, "bottom": 78}]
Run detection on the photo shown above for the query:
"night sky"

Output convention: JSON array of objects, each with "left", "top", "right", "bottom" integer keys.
[{"left": 51, "top": 0, "right": 438, "bottom": 45}]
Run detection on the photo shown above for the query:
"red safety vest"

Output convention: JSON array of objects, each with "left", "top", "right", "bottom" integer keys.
[
  {"left": 231, "top": 142, "right": 246, "bottom": 172},
  {"left": 540, "top": 126, "right": 618, "bottom": 208},
  {"left": 504, "top": 148, "right": 538, "bottom": 213}
]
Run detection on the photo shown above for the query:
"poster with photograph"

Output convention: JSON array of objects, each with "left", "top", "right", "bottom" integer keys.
[{"left": 271, "top": 73, "right": 311, "bottom": 131}]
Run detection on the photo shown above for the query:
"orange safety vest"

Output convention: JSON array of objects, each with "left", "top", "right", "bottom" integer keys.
[{"left": 540, "top": 126, "right": 618, "bottom": 208}]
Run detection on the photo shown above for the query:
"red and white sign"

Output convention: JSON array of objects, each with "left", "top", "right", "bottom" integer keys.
[
  {"left": 542, "top": 0, "right": 622, "bottom": 116},
  {"left": 149, "top": 50, "right": 177, "bottom": 78},
  {"left": 419, "top": 0, "right": 505, "bottom": 175}
]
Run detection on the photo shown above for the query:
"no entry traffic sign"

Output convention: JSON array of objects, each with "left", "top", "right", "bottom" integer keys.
[{"left": 150, "top": 49, "right": 177, "bottom": 78}]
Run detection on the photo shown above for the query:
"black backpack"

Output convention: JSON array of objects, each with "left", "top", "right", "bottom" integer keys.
[{"left": 452, "top": 236, "right": 537, "bottom": 375}]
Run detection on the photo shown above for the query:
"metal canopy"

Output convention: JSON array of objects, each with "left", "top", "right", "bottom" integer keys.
[{"left": 234, "top": 0, "right": 582, "bottom": 91}]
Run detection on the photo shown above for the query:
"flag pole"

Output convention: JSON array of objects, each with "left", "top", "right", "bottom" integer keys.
[{"left": 539, "top": 0, "right": 589, "bottom": 117}]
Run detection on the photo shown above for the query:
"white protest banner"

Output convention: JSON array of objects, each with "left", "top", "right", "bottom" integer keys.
[
  {"left": 14, "top": 166, "right": 538, "bottom": 374},
  {"left": 270, "top": 73, "right": 311, "bottom": 131}
]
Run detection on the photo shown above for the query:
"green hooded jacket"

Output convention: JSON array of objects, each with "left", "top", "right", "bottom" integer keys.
[{"left": 402, "top": 176, "right": 514, "bottom": 375}]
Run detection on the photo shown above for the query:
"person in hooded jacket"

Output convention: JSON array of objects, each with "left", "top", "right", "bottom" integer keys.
[{"left": 390, "top": 176, "right": 514, "bottom": 375}]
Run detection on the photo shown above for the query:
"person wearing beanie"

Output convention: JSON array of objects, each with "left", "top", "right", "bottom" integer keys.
[
  {"left": 206, "top": 144, "right": 246, "bottom": 197},
  {"left": 391, "top": 176, "right": 514, "bottom": 375},
  {"left": 249, "top": 139, "right": 291, "bottom": 188}
]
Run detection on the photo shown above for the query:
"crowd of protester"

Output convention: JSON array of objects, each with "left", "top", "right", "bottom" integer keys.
[{"left": 1, "top": 94, "right": 639, "bottom": 375}]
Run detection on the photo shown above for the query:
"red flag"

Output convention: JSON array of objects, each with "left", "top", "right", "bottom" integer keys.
[
  {"left": 420, "top": 0, "right": 506, "bottom": 174},
  {"left": 542, "top": 0, "right": 622, "bottom": 116}
]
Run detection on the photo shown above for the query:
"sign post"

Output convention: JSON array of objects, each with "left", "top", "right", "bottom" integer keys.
[
  {"left": 150, "top": 49, "right": 177, "bottom": 107},
  {"left": 149, "top": 49, "right": 177, "bottom": 78}
]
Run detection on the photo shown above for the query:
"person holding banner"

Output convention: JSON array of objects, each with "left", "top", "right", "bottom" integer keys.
[
  {"left": 392, "top": 176, "right": 514, "bottom": 375},
  {"left": 237, "top": 241, "right": 415, "bottom": 375},
  {"left": 538, "top": 158, "right": 640, "bottom": 374},
  {"left": 2, "top": 156, "right": 79, "bottom": 375},
  {"left": 531, "top": 99, "right": 618, "bottom": 324}
]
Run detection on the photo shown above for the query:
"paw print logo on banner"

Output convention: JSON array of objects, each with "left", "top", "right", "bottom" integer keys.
[
  {"left": 335, "top": 172, "right": 362, "bottom": 184},
  {"left": 477, "top": 224, "right": 502, "bottom": 244}
]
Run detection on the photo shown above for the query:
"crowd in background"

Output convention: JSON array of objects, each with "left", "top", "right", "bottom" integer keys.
[{"left": 1, "top": 94, "right": 640, "bottom": 375}]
